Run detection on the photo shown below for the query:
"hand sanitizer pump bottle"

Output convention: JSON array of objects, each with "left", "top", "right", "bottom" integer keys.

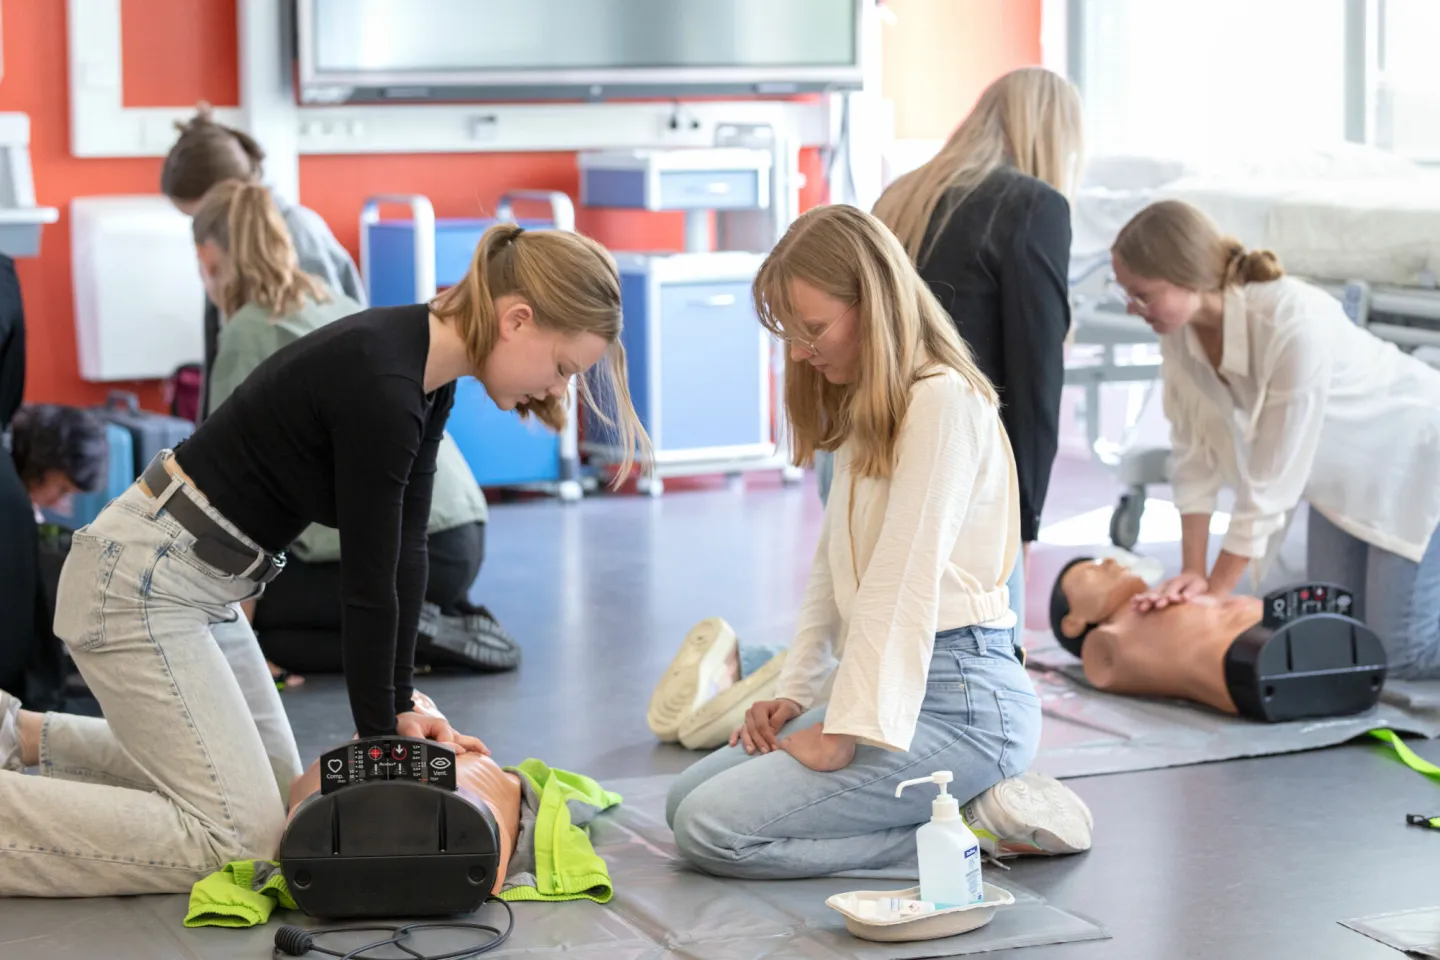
[{"left": 894, "top": 770, "right": 984, "bottom": 906}]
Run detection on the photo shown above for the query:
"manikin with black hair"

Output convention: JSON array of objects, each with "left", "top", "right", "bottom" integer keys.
[{"left": 1050, "top": 553, "right": 1385, "bottom": 720}]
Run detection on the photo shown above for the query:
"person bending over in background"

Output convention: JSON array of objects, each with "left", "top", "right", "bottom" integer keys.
[
  {"left": 162, "top": 103, "right": 364, "bottom": 425},
  {"left": 10, "top": 405, "right": 110, "bottom": 519},
  {"left": 666, "top": 205, "right": 1091, "bottom": 879},
  {"left": 0, "top": 219, "right": 648, "bottom": 898},
  {"left": 1110, "top": 200, "right": 1440, "bottom": 679},
  {"left": 192, "top": 179, "right": 518, "bottom": 689},
  {"left": 2, "top": 405, "right": 109, "bottom": 714},
  {"left": 870, "top": 66, "right": 1084, "bottom": 628}
]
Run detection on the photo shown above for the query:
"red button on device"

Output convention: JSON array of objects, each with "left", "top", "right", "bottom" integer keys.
[
  {"left": 391, "top": 745, "right": 408, "bottom": 760},
  {"left": 368, "top": 747, "right": 383, "bottom": 761}
]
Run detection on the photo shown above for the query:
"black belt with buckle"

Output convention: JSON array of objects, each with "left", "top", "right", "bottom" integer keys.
[{"left": 140, "top": 457, "right": 287, "bottom": 584}]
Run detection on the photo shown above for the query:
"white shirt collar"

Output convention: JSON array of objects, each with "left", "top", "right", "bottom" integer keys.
[{"left": 1183, "top": 285, "right": 1250, "bottom": 381}]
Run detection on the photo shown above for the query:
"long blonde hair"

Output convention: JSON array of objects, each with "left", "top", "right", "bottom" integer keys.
[
  {"left": 1112, "top": 200, "right": 1286, "bottom": 291},
  {"left": 431, "top": 223, "right": 649, "bottom": 485},
  {"left": 754, "top": 204, "right": 997, "bottom": 479},
  {"left": 873, "top": 66, "right": 1084, "bottom": 265},
  {"left": 191, "top": 179, "right": 330, "bottom": 318}
]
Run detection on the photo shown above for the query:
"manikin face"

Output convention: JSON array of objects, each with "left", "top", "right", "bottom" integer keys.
[
  {"left": 1059, "top": 558, "right": 1150, "bottom": 639},
  {"left": 1111, "top": 259, "right": 1206, "bottom": 336},
  {"left": 782, "top": 279, "right": 860, "bottom": 385},
  {"left": 477, "top": 296, "right": 608, "bottom": 412}
]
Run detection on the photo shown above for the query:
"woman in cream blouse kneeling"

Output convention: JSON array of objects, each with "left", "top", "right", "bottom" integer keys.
[
  {"left": 1112, "top": 200, "right": 1440, "bottom": 679},
  {"left": 664, "top": 205, "right": 1092, "bottom": 880}
]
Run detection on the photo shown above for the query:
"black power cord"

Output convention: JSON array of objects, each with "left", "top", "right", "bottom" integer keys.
[{"left": 272, "top": 897, "right": 514, "bottom": 960}]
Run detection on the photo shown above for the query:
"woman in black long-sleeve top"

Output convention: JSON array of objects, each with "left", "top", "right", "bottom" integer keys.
[
  {"left": 873, "top": 66, "right": 1084, "bottom": 626},
  {"left": 0, "top": 219, "right": 649, "bottom": 898}
]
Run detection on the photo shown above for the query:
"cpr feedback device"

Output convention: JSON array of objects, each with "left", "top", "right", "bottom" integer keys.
[
  {"left": 279, "top": 736, "right": 502, "bottom": 919},
  {"left": 1225, "top": 582, "right": 1388, "bottom": 723}
]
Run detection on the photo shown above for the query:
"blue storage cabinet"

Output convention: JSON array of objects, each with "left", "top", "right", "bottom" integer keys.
[
  {"left": 360, "top": 193, "right": 584, "bottom": 501},
  {"left": 578, "top": 149, "right": 795, "bottom": 496},
  {"left": 584, "top": 252, "right": 775, "bottom": 486}
]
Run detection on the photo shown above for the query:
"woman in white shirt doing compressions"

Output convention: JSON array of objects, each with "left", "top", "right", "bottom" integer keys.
[
  {"left": 665, "top": 205, "right": 1092, "bottom": 880},
  {"left": 1112, "top": 200, "right": 1440, "bottom": 678}
]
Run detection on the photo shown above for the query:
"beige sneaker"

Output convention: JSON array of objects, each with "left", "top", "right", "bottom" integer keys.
[
  {"left": 677, "top": 649, "right": 789, "bottom": 750},
  {"left": 646, "top": 618, "right": 739, "bottom": 743},
  {"left": 963, "top": 771, "right": 1093, "bottom": 859}
]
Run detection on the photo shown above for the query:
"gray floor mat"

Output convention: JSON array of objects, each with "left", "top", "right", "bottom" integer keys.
[
  {"left": 1342, "top": 906, "right": 1440, "bottom": 958},
  {"left": 1024, "top": 632, "right": 1440, "bottom": 780},
  {"left": 1, "top": 775, "right": 1107, "bottom": 960}
]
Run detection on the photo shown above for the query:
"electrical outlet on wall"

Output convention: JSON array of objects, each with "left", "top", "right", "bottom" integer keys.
[{"left": 657, "top": 103, "right": 704, "bottom": 144}]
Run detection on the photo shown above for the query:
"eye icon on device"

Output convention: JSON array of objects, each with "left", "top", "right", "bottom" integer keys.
[{"left": 430, "top": 756, "right": 452, "bottom": 771}]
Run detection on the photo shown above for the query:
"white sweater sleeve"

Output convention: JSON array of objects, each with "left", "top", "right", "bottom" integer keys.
[
  {"left": 1163, "top": 360, "right": 1225, "bottom": 517},
  {"left": 1223, "top": 329, "right": 1331, "bottom": 558},
  {"left": 822, "top": 378, "right": 986, "bottom": 753},
  {"left": 774, "top": 473, "right": 841, "bottom": 709}
]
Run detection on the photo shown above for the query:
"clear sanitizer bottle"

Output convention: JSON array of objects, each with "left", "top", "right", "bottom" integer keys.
[{"left": 894, "top": 770, "right": 984, "bottom": 907}]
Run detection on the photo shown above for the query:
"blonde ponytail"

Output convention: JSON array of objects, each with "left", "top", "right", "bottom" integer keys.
[
  {"left": 1112, "top": 199, "right": 1286, "bottom": 291},
  {"left": 430, "top": 223, "right": 650, "bottom": 487},
  {"left": 191, "top": 179, "right": 330, "bottom": 318}
]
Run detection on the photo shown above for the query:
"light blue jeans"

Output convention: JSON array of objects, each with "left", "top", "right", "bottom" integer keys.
[
  {"left": 665, "top": 624, "right": 1040, "bottom": 879},
  {"left": 815, "top": 449, "right": 1026, "bottom": 626},
  {"left": 0, "top": 480, "right": 302, "bottom": 896},
  {"left": 1307, "top": 508, "right": 1440, "bottom": 679}
]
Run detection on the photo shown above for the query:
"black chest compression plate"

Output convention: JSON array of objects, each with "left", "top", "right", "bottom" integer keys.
[
  {"left": 1225, "top": 582, "right": 1388, "bottom": 723},
  {"left": 280, "top": 736, "right": 501, "bottom": 919}
]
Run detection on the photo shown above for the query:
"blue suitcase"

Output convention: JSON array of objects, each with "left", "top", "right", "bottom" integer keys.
[
  {"left": 41, "top": 421, "right": 134, "bottom": 530},
  {"left": 94, "top": 390, "right": 194, "bottom": 479}
]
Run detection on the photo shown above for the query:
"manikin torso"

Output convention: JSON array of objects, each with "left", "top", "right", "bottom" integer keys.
[{"left": 1059, "top": 559, "right": 1263, "bottom": 714}]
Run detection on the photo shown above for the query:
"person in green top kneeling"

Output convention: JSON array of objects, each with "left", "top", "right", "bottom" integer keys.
[{"left": 192, "top": 179, "right": 520, "bottom": 686}]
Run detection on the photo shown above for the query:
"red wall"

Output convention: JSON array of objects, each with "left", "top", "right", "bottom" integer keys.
[{"left": 8, "top": 0, "right": 1028, "bottom": 410}]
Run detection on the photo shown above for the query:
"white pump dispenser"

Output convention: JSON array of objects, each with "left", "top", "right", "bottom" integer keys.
[{"left": 895, "top": 770, "right": 983, "bottom": 906}]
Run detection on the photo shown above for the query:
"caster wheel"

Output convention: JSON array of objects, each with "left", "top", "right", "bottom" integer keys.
[
  {"left": 781, "top": 465, "right": 804, "bottom": 485},
  {"left": 638, "top": 475, "right": 664, "bottom": 498},
  {"left": 1110, "top": 493, "right": 1144, "bottom": 550},
  {"left": 558, "top": 480, "right": 583, "bottom": 503}
]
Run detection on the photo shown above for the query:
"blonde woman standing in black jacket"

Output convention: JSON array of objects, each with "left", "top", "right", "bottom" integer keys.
[{"left": 872, "top": 66, "right": 1084, "bottom": 626}]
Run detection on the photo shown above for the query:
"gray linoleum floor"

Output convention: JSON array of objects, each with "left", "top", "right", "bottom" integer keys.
[{"left": 11, "top": 451, "right": 1440, "bottom": 959}]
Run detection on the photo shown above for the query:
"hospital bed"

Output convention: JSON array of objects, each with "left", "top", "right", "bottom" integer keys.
[{"left": 1065, "top": 143, "right": 1440, "bottom": 547}]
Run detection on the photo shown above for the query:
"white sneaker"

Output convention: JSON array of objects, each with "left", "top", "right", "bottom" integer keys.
[
  {"left": 646, "top": 618, "right": 738, "bottom": 743},
  {"left": 1, "top": 690, "right": 24, "bottom": 772},
  {"left": 677, "top": 649, "right": 788, "bottom": 750},
  {"left": 963, "top": 771, "right": 1093, "bottom": 859}
]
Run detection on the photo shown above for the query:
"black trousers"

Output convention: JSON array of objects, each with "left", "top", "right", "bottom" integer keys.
[{"left": 255, "top": 521, "right": 485, "bottom": 674}]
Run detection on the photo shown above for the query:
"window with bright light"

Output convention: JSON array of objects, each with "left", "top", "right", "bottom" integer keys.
[
  {"left": 1377, "top": 0, "right": 1440, "bottom": 158},
  {"left": 1076, "top": 0, "right": 1348, "bottom": 156}
]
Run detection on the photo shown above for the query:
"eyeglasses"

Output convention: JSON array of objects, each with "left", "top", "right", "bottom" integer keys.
[
  {"left": 1106, "top": 280, "right": 1151, "bottom": 312},
  {"left": 781, "top": 304, "right": 855, "bottom": 354}
]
